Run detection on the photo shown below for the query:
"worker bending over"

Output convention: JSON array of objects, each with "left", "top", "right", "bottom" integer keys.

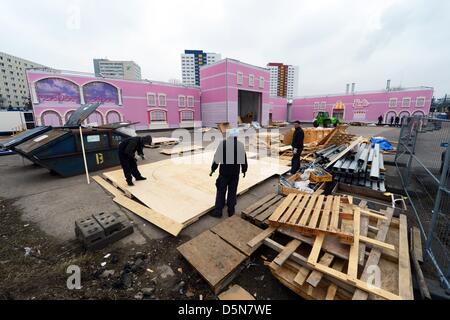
[
  {"left": 118, "top": 135, "right": 152, "bottom": 186},
  {"left": 209, "top": 128, "right": 248, "bottom": 218},
  {"left": 290, "top": 121, "right": 304, "bottom": 174}
]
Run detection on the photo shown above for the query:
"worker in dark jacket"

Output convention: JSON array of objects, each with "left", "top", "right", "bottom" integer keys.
[
  {"left": 290, "top": 121, "right": 304, "bottom": 174},
  {"left": 209, "top": 128, "right": 248, "bottom": 218},
  {"left": 118, "top": 135, "right": 152, "bottom": 186}
]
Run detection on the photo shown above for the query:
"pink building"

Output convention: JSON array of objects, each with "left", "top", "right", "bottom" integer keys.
[
  {"left": 27, "top": 62, "right": 434, "bottom": 129},
  {"left": 200, "top": 58, "right": 276, "bottom": 127},
  {"left": 27, "top": 69, "right": 201, "bottom": 130},
  {"left": 291, "top": 87, "right": 434, "bottom": 124}
]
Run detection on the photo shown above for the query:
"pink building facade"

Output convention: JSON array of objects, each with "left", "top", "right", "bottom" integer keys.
[
  {"left": 27, "top": 61, "right": 434, "bottom": 129},
  {"left": 291, "top": 88, "right": 434, "bottom": 124},
  {"left": 200, "top": 59, "right": 273, "bottom": 127},
  {"left": 27, "top": 69, "right": 201, "bottom": 130}
]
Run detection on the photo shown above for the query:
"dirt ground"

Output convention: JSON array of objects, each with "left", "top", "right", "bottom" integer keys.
[{"left": 0, "top": 197, "right": 297, "bottom": 300}]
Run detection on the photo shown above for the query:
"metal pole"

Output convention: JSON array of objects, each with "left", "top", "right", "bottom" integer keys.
[{"left": 79, "top": 126, "right": 90, "bottom": 185}]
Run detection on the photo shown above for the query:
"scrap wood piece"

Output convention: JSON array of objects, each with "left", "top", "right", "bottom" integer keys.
[
  {"left": 241, "top": 193, "right": 278, "bottom": 216},
  {"left": 358, "top": 200, "right": 369, "bottom": 266},
  {"left": 398, "top": 214, "right": 414, "bottom": 300},
  {"left": 352, "top": 208, "right": 394, "bottom": 300},
  {"left": 411, "top": 226, "right": 424, "bottom": 263},
  {"left": 325, "top": 259, "right": 345, "bottom": 300},
  {"left": 307, "top": 233, "right": 325, "bottom": 265},
  {"left": 254, "top": 198, "right": 285, "bottom": 224},
  {"left": 410, "top": 229, "right": 431, "bottom": 300},
  {"left": 306, "top": 253, "right": 335, "bottom": 287},
  {"left": 113, "top": 195, "right": 184, "bottom": 236},
  {"left": 160, "top": 144, "right": 204, "bottom": 155},
  {"left": 247, "top": 226, "right": 277, "bottom": 248},
  {"left": 211, "top": 215, "right": 263, "bottom": 256},
  {"left": 294, "top": 266, "right": 311, "bottom": 286},
  {"left": 359, "top": 235, "right": 396, "bottom": 252},
  {"left": 273, "top": 239, "right": 302, "bottom": 266},
  {"left": 268, "top": 193, "right": 296, "bottom": 222},
  {"left": 177, "top": 230, "right": 247, "bottom": 294},
  {"left": 347, "top": 207, "right": 361, "bottom": 280},
  {"left": 92, "top": 175, "right": 124, "bottom": 198},
  {"left": 218, "top": 285, "right": 255, "bottom": 300}
]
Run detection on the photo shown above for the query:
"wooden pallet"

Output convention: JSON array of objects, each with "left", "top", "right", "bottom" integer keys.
[
  {"left": 268, "top": 194, "right": 355, "bottom": 243},
  {"left": 240, "top": 193, "right": 285, "bottom": 227},
  {"left": 248, "top": 207, "right": 414, "bottom": 300}
]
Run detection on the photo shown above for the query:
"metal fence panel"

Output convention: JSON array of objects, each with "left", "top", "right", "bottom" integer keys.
[{"left": 395, "top": 116, "right": 450, "bottom": 290}]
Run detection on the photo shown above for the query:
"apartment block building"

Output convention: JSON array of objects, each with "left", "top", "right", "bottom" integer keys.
[
  {"left": 93, "top": 59, "right": 142, "bottom": 80},
  {"left": 181, "top": 50, "right": 221, "bottom": 86},
  {"left": 267, "top": 62, "right": 299, "bottom": 99}
]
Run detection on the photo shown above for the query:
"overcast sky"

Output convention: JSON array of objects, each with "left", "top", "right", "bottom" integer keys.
[{"left": 1, "top": 0, "right": 449, "bottom": 96}]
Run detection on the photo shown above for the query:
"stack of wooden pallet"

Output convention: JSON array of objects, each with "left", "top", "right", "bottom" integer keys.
[
  {"left": 245, "top": 194, "right": 414, "bottom": 300},
  {"left": 145, "top": 137, "right": 180, "bottom": 149}
]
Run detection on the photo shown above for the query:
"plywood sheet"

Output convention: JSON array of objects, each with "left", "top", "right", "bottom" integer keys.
[
  {"left": 211, "top": 215, "right": 263, "bottom": 256},
  {"left": 218, "top": 285, "right": 255, "bottom": 300},
  {"left": 177, "top": 230, "right": 247, "bottom": 291},
  {"left": 103, "top": 152, "right": 289, "bottom": 225}
]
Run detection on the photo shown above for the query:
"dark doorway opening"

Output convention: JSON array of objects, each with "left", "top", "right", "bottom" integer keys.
[{"left": 238, "top": 90, "right": 262, "bottom": 124}]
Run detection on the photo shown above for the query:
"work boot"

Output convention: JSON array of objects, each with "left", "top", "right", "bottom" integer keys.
[
  {"left": 127, "top": 180, "right": 135, "bottom": 186},
  {"left": 228, "top": 209, "right": 235, "bottom": 217},
  {"left": 209, "top": 211, "right": 222, "bottom": 218},
  {"left": 136, "top": 176, "right": 147, "bottom": 181}
]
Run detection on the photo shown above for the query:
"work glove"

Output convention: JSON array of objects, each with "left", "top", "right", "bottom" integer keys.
[
  {"left": 140, "top": 154, "right": 146, "bottom": 160},
  {"left": 293, "top": 148, "right": 298, "bottom": 155},
  {"left": 243, "top": 172, "right": 246, "bottom": 178},
  {"left": 133, "top": 157, "right": 138, "bottom": 162},
  {"left": 209, "top": 171, "right": 214, "bottom": 177}
]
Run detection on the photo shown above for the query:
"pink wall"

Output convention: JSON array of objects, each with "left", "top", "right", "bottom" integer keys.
[
  {"left": 200, "top": 59, "right": 270, "bottom": 127},
  {"left": 291, "top": 88, "right": 433, "bottom": 123},
  {"left": 27, "top": 70, "right": 201, "bottom": 130},
  {"left": 268, "top": 96, "right": 288, "bottom": 121}
]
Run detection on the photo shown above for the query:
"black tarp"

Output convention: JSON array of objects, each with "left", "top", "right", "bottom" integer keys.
[{"left": 0, "top": 126, "right": 52, "bottom": 149}]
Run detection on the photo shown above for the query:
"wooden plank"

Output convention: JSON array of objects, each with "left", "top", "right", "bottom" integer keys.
[
  {"left": 279, "top": 194, "right": 303, "bottom": 223},
  {"left": 113, "top": 195, "right": 184, "bottom": 236},
  {"left": 293, "top": 267, "right": 311, "bottom": 286},
  {"left": 306, "top": 253, "right": 334, "bottom": 287},
  {"left": 325, "top": 260, "right": 345, "bottom": 300},
  {"left": 359, "top": 235, "right": 396, "bottom": 252},
  {"left": 358, "top": 201, "right": 369, "bottom": 266},
  {"left": 160, "top": 144, "right": 204, "bottom": 155},
  {"left": 269, "top": 193, "right": 296, "bottom": 223},
  {"left": 274, "top": 239, "right": 302, "bottom": 266},
  {"left": 347, "top": 207, "right": 360, "bottom": 280},
  {"left": 211, "top": 215, "right": 263, "bottom": 256},
  {"left": 307, "top": 233, "right": 325, "bottom": 265},
  {"left": 360, "top": 209, "right": 388, "bottom": 221},
  {"left": 218, "top": 285, "right": 255, "bottom": 300},
  {"left": 352, "top": 208, "right": 394, "bottom": 300},
  {"left": 329, "top": 196, "right": 341, "bottom": 232},
  {"left": 248, "top": 195, "right": 283, "bottom": 218},
  {"left": 307, "top": 195, "right": 324, "bottom": 229},
  {"left": 412, "top": 227, "right": 424, "bottom": 263},
  {"left": 298, "top": 195, "right": 318, "bottom": 225},
  {"left": 92, "top": 175, "right": 124, "bottom": 198},
  {"left": 177, "top": 230, "right": 247, "bottom": 294},
  {"left": 241, "top": 193, "right": 278, "bottom": 215},
  {"left": 254, "top": 199, "right": 284, "bottom": 223},
  {"left": 398, "top": 214, "right": 414, "bottom": 300},
  {"left": 287, "top": 194, "right": 310, "bottom": 224},
  {"left": 318, "top": 196, "right": 333, "bottom": 230},
  {"left": 104, "top": 151, "right": 290, "bottom": 226},
  {"left": 247, "top": 227, "right": 277, "bottom": 248}
]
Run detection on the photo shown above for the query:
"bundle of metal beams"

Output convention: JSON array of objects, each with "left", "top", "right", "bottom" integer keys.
[
  {"left": 330, "top": 142, "right": 386, "bottom": 192},
  {"left": 314, "top": 144, "right": 348, "bottom": 165}
]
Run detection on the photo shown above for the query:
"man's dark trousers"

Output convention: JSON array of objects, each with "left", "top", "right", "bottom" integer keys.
[
  {"left": 214, "top": 174, "right": 239, "bottom": 215},
  {"left": 119, "top": 153, "right": 141, "bottom": 184},
  {"left": 290, "top": 149, "right": 302, "bottom": 174}
]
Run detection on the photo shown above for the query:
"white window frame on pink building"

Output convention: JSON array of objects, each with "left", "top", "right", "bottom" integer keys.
[
  {"left": 178, "top": 95, "right": 186, "bottom": 108},
  {"left": 415, "top": 96, "right": 426, "bottom": 108},
  {"left": 186, "top": 95, "right": 194, "bottom": 108},
  {"left": 249, "top": 74, "right": 254, "bottom": 87},
  {"left": 158, "top": 93, "right": 167, "bottom": 107},
  {"left": 402, "top": 97, "right": 411, "bottom": 108},
  {"left": 237, "top": 72, "right": 243, "bottom": 85},
  {"left": 389, "top": 98, "right": 397, "bottom": 108},
  {"left": 147, "top": 92, "right": 156, "bottom": 106}
]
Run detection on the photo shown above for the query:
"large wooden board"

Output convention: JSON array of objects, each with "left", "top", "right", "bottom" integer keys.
[
  {"left": 210, "top": 215, "right": 263, "bottom": 256},
  {"left": 218, "top": 285, "right": 255, "bottom": 300},
  {"left": 103, "top": 152, "right": 289, "bottom": 225},
  {"left": 177, "top": 230, "right": 247, "bottom": 294}
]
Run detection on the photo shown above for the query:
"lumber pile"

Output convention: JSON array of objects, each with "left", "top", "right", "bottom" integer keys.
[
  {"left": 246, "top": 198, "right": 414, "bottom": 300},
  {"left": 145, "top": 137, "right": 180, "bottom": 148}
]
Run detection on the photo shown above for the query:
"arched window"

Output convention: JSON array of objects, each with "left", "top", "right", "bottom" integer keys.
[
  {"left": 65, "top": 110, "right": 76, "bottom": 123},
  {"left": 180, "top": 110, "right": 194, "bottom": 122},
  {"left": 86, "top": 111, "right": 104, "bottom": 126},
  {"left": 106, "top": 110, "right": 122, "bottom": 124},
  {"left": 412, "top": 110, "right": 425, "bottom": 117},
  {"left": 148, "top": 110, "right": 167, "bottom": 123},
  {"left": 83, "top": 82, "right": 119, "bottom": 105},
  {"left": 41, "top": 110, "right": 63, "bottom": 126},
  {"left": 35, "top": 78, "right": 80, "bottom": 103},
  {"left": 385, "top": 111, "right": 397, "bottom": 123}
]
